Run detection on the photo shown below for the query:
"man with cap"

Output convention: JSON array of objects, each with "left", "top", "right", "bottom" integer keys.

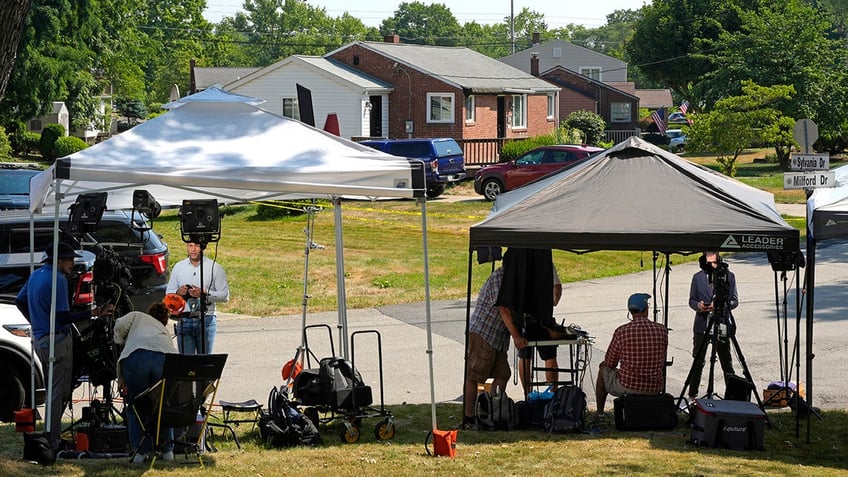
[
  {"left": 15, "top": 242, "right": 114, "bottom": 451},
  {"left": 594, "top": 293, "right": 668, "bottom": 416}
]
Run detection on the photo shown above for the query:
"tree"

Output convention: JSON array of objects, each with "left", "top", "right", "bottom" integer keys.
[
  {"left": 380, "top": 1, "right": 461, "bottom": 46},
  {"left": 687, "top": 81, "right": 794, "bottom": 176},
  {"left": 562, "top": 110, "right": 606, "bottom": 146},
  {"left": 0, "top": 0, "right": 30, "bottom": 100}
]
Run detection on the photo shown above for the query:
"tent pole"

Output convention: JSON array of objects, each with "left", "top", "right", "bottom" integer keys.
[
  {"left": 663, "top": 252, "right": 671, "bottom": 329},
  {"left": 805, "top": 238, "right": 815, "bottom": 444},
  {"left": 45, "top": 180, "right": 62, "bottom": 437},
  {"left": 333, "top": 198, "right": 349, "bottom": 359},
  {"left": 418, "top": 198, "right": 437, "bottom": 431}
]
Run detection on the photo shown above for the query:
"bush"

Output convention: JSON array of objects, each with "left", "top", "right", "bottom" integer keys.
[
  {"left": 0, "top": 126, "right": 12, "bottom": 160},
  {"left": 561, "top": 110, "right": 606, "bottom": 146},
  {"left": 4, "top": 120, "right": 26, "bottom": 155},
  {"left": 54, "top": 136, "right": 89, "bottom": 158},
  {"left": 21, "top": 132, "right": 40, "bottom": 157},
  {"left": 39, "top": 123, "right": 66, "bottom": 162}
]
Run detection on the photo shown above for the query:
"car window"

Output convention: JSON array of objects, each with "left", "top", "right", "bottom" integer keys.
[
  {"left": 516, "top": 151, "right": 546, "bottom": 165},
  {"left": 388, "top": 143, "right": 430, "bottom": 157},
  {"left": 432, "top": 140, "right": 461, "bottom": 157},
  {"left": 0, "top": 225, "right": 62, "bottom": 254},
  {"left": 548, "top": 151, "right": 577, "bottom": 163}
]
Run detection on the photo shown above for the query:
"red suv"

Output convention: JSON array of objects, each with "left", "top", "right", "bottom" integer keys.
[{"left": 474, "top": 144, "right": 603, "bottom": 200}]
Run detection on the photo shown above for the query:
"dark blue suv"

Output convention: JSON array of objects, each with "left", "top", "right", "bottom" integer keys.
[{"left": 359, "top": 138, "right": 466, "bottom": 198}]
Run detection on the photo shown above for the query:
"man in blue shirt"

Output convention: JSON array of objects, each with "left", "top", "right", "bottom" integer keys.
[{"left": 16, "top": 242, "right": 112, "bottom": 451}]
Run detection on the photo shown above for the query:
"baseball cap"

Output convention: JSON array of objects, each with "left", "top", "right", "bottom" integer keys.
[
  {"left": 627, "top": 293, "right": 651, "bottom": 313},
  {"left": 42, "top": 242, "right": 82, "bottom": 262}
]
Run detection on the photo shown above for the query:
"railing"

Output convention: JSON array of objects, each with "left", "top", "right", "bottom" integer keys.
[{"left": 604, "top": 129, "right": 641, "bottom": 144}]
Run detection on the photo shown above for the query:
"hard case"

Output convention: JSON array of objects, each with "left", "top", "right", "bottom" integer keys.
[
  {"left": 690, "top": 398, "right": 765, "bottom": 450},
  {"left": 613, "top": 393, "right": 678, "bottom": 431}
]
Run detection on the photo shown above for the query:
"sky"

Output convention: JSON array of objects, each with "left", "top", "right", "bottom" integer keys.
[{"left": 202, "top": 1, "right": 651, "bottom": 29}]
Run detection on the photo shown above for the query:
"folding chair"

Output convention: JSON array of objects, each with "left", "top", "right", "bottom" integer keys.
[{"left": 128, "top": 353, "right": 227, "bottom": 468}]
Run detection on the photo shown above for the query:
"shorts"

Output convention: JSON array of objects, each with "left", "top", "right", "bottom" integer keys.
[
  {"left": 600, "top": 364, "right": 653, "bottom": 397},
  {"left": 465, "top": 332, "right": 511, "bottom": 383}
]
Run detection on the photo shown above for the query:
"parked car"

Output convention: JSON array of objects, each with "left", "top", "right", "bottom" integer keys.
[
  {"left": 474, "top": 145, "right": 604, "bottom": 200},
  {"left": 0, "top": 164, "right": 42, "bottom": 210},
  {"left": 359, "top": 138, "right": 466, "bottom": 198},
  {"left": 666, "top": 129, "right": 687, "bottom": 153},
  {"left": 0, "top": 209, "right": 170, "bottom": 313},
  {"left": 668, "top": 112, "right": 688, "bottom": 123},
  {"left": 0, "top": 293, "right": 45, "bottom": 422}
]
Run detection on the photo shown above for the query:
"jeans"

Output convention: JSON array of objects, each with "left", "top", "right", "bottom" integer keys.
[
  {"left": 175, "top": 314, "right": 216, "bottom": 354},
  {"left": 122, "top": 349, "right": 173, "bottom": 454}
]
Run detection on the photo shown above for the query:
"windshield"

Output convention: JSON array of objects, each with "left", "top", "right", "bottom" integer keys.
[{"left": 433, "top": 140, "right": 462, "bottom": 158}]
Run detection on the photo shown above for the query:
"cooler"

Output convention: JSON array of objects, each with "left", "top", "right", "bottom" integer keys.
[{"left": 690, "top": 398, "right": 765, "bottom": 450}]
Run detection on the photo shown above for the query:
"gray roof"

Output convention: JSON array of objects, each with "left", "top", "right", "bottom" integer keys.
[
  {"left": 194, "top": 67, "right": 260, "bottom": 90},
  {"left": 350, "top": 41, "right": 559, "bottom": 94},
  {"left": 290, "top": 56, "right": 393, "bottom": 90}
]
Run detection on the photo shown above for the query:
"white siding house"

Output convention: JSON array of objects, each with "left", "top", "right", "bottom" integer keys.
[
  {"left": 500, "top": 39, "right": 628, "bottom": 83},
  {"left": 223, "top": 56, "right": 394, "bottom": 139}
]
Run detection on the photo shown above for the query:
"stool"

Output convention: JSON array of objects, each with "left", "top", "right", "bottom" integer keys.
[{"left": 208, "top": 399, "right": 263, "bottom": 449}]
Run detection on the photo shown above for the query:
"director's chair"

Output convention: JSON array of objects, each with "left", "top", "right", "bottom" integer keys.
[{"left": 128, "top": 353, "right": 228, "bottom": 469}]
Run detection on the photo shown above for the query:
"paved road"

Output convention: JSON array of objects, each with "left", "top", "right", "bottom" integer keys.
[{"left": 214, "top": 236, "right": 848, "bottom": 414}]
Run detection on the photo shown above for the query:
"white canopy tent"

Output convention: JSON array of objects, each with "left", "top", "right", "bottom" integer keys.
[{"left": 28, "top": 87, "right": 442, "bottom": 436}]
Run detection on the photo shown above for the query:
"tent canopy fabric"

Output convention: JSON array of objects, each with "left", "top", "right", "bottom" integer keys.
[
  {"left": 469, "top": 136, "right": 800, "bottom": 254},
  {"left": 29, "top": 87, "right": 424, "bottom": 213},
  {"left": 807, "top": 164, "right": 848, "bottom": 241}
]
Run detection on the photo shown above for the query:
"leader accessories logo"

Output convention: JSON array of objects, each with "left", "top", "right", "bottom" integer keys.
[{"left": 721, "top": 235, "right": 786, "bottom": 250}]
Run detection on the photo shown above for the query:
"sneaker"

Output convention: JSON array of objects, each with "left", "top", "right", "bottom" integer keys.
[
  {"left": 132, "top": 453, "right": 147, "bottom": 464},
  {"left": 161, "top": 450, "right": 175, "bottom": 461}
]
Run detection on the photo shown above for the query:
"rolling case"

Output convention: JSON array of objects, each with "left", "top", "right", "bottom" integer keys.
[
  {"left": 690, "top": 398, "right": 765, "bottom": 450},
  {"left": 613, "top": 393, "right": 678, "bottom": 431}
]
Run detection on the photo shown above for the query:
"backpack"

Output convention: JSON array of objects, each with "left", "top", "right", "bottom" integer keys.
[
  {"left": 259, "top": 386, "right": 322, "bottom": 448},
  {"left": 543, "top": 386, "right": 586, "bottom": 433},
  {"left": 475, "top": 388, "right": 517, "bottom": 431},
  {"left": 318, "top": 357, "right": 373, "bottom": 410}
]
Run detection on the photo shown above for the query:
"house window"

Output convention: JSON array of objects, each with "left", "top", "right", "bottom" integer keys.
[
  {"left": 29, "top": 119, "right": 42, "bottom": 131},
  {"left": 428, "top": 93, "right": 455, "bottom": 123},
  {"left": 580, "top": 67, "right": 601, "bottom": 81},
  {"left": 553, "top": 47, "right": 562, "bottom": 58},
  {"left": 610, "top": 102, "right": 631, "bottom": 123},
  {"left": 465, "top": 95, "right": 475, "bottom": 123},
  {"left": 282, "top": 98, "right": 300, "bottom": 120},
  {"left": 547, "top": 93, "right": 556, "bottom": 119},
  {"left": 510, "top": 94, "right": 526, "bottom": 129}
]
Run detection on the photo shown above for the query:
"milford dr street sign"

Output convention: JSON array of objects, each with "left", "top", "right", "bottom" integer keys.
[{"left": 783, "top": 171, "right": 836, "bottom": 189}]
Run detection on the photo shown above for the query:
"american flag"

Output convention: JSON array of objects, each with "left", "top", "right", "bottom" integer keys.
[
  {"left": 651, "top": 107, "right": 666, "bottom": 135},
  {"left": 679, "top": 101, "right": 689, "bottom": 114}
]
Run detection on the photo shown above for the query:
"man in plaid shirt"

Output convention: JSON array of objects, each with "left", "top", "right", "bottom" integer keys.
[
  {"left": 595, "top": 293, "right": 668, "bottom": 415},
  {"left": 462, "top": 266, "right": 527, "bottom": 429}
]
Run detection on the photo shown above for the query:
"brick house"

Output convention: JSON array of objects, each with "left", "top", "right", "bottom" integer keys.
[{"left": 327, "top": 35, "right": 560, "bottom": 146}]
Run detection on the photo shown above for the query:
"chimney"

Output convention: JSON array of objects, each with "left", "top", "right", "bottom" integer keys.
[
  {"left": 530, "top": 53, "right": 539, "bottom": 77},
  {"left": 532, "top": 32, "right": 540, "bottom": 45},
  {"left": 384, "top": 33, "right": 400, "bottom": 44}
]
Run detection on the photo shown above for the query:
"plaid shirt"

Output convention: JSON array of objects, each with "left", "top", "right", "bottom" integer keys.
[
  {"left": 603, "top": 316, "right": 668, "bottom": 393},
  {"left": 468, "top": 267, "right": 510, "bottom": 352}
]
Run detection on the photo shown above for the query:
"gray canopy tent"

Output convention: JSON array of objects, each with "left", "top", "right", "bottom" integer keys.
[
  {"left": 465, "top": 136, "right": 802, "bottom": 407},
  {"left": 27, "top": 88, "right": 446, "bottom": 438}
]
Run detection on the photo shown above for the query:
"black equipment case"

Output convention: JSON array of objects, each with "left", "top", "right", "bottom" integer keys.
[
  {"left": 76, "top": 425, "right": 128, "bottom": 453},
  {"left": 690, "top": 398, "right": 765, "bottom": 450},
  {"left": 613, "top": 393, "right": 678, "bottom": 431}
]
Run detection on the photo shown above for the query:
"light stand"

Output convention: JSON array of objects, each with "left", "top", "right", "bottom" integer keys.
[
  {"left": 283, "top": 204, "right": 324, "bottom": 391},
  {"left": 179, "top": 199, "right": 221, "bottom": 354}
]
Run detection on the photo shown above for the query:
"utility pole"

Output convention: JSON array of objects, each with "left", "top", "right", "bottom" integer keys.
[{"left": 510, "top": 0, "right": 515, "bottom": 54}]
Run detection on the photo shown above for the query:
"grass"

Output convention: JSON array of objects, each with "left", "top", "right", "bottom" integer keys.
[
  {"left": 147, "top": 148, "right": 812, "bottom": 317},
  {"left": 2, "top": 404, "right": 847, "bottom": 476}
]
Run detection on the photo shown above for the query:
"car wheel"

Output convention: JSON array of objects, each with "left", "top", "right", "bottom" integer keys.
[
  {"left": 426, "top": 184, "right": 446, "bottom": 199},
  {"left": 0, "top": 362, "right": 25, "bottom": 422},
  {"left": 481, "top": 178, "right": 504, "bottom": 201}
]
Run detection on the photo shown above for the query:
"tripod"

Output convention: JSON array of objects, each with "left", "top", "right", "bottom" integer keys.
[{"left": 678, "top": 307, "right": 771, "bottom": 426}]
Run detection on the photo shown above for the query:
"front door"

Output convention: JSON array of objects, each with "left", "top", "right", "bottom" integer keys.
[
  {"left": 369, "top": 95, "right": 382, "bottom": 137},
  {"left": 497, "top": 96, "right": 506, "bottom": 138}
]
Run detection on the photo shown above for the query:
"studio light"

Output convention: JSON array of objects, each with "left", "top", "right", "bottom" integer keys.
[
  {"left": 68, "top": 192, "right": 108, "bottom": 235},
  {"left": 132, "top": 189, "right": 161, "bottom": 219},
  {"left": 179, "top": 199, "right": 221, "bottom": 244},
  {"left": 767, "top": 251, "right": 805, "bottom": 272}
]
